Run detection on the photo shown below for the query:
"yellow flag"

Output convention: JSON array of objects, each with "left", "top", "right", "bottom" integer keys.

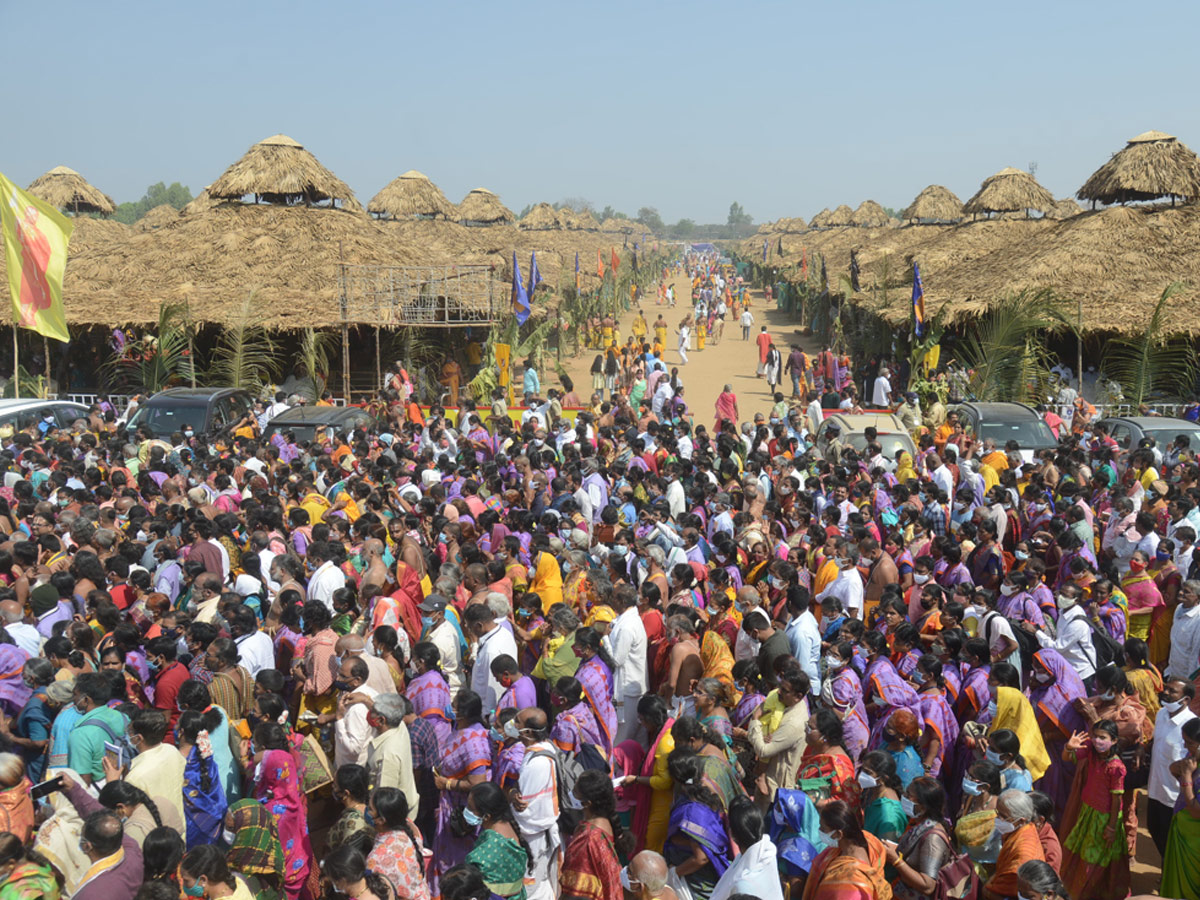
[{"left": 0, "top": 171, "right": 73, "bottom": 343}]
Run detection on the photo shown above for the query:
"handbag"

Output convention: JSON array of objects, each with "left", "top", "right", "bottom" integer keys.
[{"left": 297, "top": 733, "right": 334, "bottom": 794}]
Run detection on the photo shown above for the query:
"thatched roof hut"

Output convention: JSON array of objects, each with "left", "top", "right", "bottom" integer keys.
[
  {"left": 554, "top": 207, "right": 579, "bottom": 230},
  {"left": 780, "top": 217, "right": 808, "bottom": 233},
  {"left": 599, "top": 217, "right": 632, "bottom": 233},
  {"left": 902, "top": 185, "right": 963, "bottom": 224},
  {"left": 1046, "top": 198, "right": 1083, "bottom": 220},
  {"left": 27, "top": 166, "right": 116, "bottom": 215},
  {"left": 207, "top": 134, "right": 361, "bottom": 211},
  {"left": 1077, "top": 131, "right": 1200, "bottom": 206},
  {"left": 828, "top": 205, "right": 855, "bottom": 226},
  {"left": 851, "top": 200, "right": 889, "bottom": 227},
  {"left": 810, "top": 208, "right": 833, "bottom": 228},
  {"left": 518, "top": 203, "right": 561, "bottom": 230},
  {"left": 964, "top": 167, "right": 1054, "bottom": 217},
  {"left": 368, "top": 170, "right": 457, "bottom": 220},
  {"left": 459, "top": 188, "right": 513, "bottom": 226},
  {"left": 572, "top": 208, "right": 600, "bottom": 231}
]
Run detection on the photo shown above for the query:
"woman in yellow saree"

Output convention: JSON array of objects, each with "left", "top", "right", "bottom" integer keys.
[
  {"left": 529, "top": 547, "right": 564, "bottom": 614},
  {"left": 894, "top": 451, "right": 916, "bottom": 485},
  {"left": 987, "top": 685, "right": 1051, "bottom": 782},
  {"left": 700, "top": 627, "right": 738, "bottom": 700}
]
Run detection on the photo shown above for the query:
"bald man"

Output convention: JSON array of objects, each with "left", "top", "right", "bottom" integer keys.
[
  {"left": 360, "top": 539, "right": 389, "bottom": 596},
  {"left": 628, "top": 851, "right": 679, "bottom": 900},
  {"left": 1, "top": 598, "right": 41, "bottom": 656},
  {"left": 335, "top": 633, "right": 396, "bottom": 696}
]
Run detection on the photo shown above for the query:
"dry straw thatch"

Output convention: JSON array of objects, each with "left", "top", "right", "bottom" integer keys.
[
  {"left": 207, "top": 134, "right": 362, "bottom": 211},
  {"left": 518, "top": 203, "right": 561, "bottom": 231},
  {"left": 964, "top": 167, "right": 1055, "bottom": 216},
  {"left": 572, "top": 208, "right": 600, "bottom": 231},
  {"left": 780, "top": 217, "right": 808, "bottom": 233},
  {"left": 135, "top": 205, "right": 181, "bottom": 232},
  {"left": 459, "top": 188, "right": 513, "bottom": 226},
  {"left": 851, "top": 200, "right": 889, "bottom": 227},
  {"left": 555, "top": 206, "right": 580, "bottom": 230},
  {"left": 827, "top": 205, "right": 855, "bottom": 226},
  {"left": 810, "top": 208, "right": 833, "bottom": 228},
  {"left": 1077, "top": 131, "right": 1200, "bottom": 206},
  {"left": 1045, "top": 198, "right": 1083, "bottom": 220},
  {"left": 181, "top": 187, "right": 221, "bottom": 217},
  {"left": 368, "top": 170, "right": 457, "bottom": 220},
  {"left": 27, "top": 166, "right": 116, "bottom": 215},
  {"left": 599, "top": 217, "right": 634, "bottom": 233},
  {"left": 902, "top": 185, "right": 963, "bottom": 223}
]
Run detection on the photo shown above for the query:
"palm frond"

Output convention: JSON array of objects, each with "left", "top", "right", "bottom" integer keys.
[
  {"left": 208, "top": 291, "right": 278, "bottom": 392},
  {"left": 102, "top": 300, "right": 195, "bottom": 393},
  {"left": 295, "top": 328, "right": 336, "bottom": 401},
  {"left": 959, "top": 289, "right": 1069, "bottom": 402},
  {"left": 1102, "top": 281, "right": 1195, "bottom": 407}
]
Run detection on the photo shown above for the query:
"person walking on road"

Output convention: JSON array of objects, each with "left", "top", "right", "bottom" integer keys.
[
  {"left": 740, "top": 308, "right": 754, "bottom": 340},
  {"left": 756, "top": 326, "right": 771, "bottom": 377}
]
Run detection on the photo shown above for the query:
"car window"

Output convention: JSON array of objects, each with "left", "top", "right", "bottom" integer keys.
[
  {"left": 1108, "top": 424, "right": 1132, "bottom": 449},
  {"left": 56, "top": 405, "right": 87, "bottom": 428},
  {"left": 134, "top": 406, "right": 207, "bottom": 435},
  {"left": 212, "top": 398, "right": 234, "bottom": 428},
  {"left": 1145, "top": 428, "right": 1200, "bottom": 451},
  {"left": 976, "top": 418, "right": 1056, "bottom": 447}
]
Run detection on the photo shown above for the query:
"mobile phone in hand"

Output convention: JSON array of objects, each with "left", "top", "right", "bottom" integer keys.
[{"left": 31, "top": 776, "right": 64, "bottom": 800}]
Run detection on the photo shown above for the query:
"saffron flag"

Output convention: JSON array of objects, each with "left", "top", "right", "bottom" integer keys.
[
  {"left": 597, "top": 249, "right": 605, "bottom": 279},
  {"left": 801, "top": 248, "right": 808, "bottom": 279},
  {"left": 511, "top": 251, "right": 530, "bottom": 325},
  {"left": 850, "top": 249, "right": 861, "bottom": 292},
  {"left": 0, "top": 171, "right": 73, "bottom": 343},
  {"left": 527, "top": 251, "right": 543, "bottom": 298},
  {"left": 912, "top": 262, "right": 926, "bottom": 337},
  {"left": 611, "top": 248, "right": 620, "bottom": 274},
  {"left": 574, "top": 251, "right": 580, "bottom": 294}
]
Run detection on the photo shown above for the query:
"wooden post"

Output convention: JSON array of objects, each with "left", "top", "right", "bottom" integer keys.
[
  {"left": 42, "top": 335, "right": 50, "bottom": 398},
  {"left": 339, "top": 241, "right": 350, "bottom": 402},
  {"left": 1077, "top": 295, "right": 1084, "bottom": 393},
  {"left": 11, "top": 325, "right": 17, "bottom": 399},
  {"left": 375, "top": 326, "right": 382, "bottom": 393}
]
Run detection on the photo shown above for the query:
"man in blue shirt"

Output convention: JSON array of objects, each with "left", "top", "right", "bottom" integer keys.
[{"left": 522, "top": 358, "right": 540, "bottom": 397}]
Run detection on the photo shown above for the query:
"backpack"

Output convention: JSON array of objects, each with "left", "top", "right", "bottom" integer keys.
[
  {"left": 982, "top": 611, "right": 1037, "bottom": 673},
  {"left": 1082, "top": 614, "right": 1124, "bottom": 671},
  {"left": 79, "top": 714, "right": 138, "bottom": 770}
]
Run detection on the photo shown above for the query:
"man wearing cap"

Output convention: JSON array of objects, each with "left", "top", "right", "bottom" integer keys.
[
  {"left": 821, "top": 424, "right": 845, "bottom": 464},
  {"left": 422, "top": 594, "right": 464, "bottom": 697},
  {"left": 31, "top": 581, "right": 71, "bottom": 640}
]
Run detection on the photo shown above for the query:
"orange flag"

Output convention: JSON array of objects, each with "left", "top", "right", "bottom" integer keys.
[
  {"left": 597, "top": 249, "right": 605, "bottom": 278},
  {"left": 611, "top": 247, "right": 620, "bottom": 274}
]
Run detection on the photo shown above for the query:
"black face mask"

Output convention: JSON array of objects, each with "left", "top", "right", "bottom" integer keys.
[{"left": 333, "top": 679, "right": 354, "bottom": 692}]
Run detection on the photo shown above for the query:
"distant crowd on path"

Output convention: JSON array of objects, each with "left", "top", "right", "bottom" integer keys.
[{"left": 3, "top": 249, "right": 1200, "bottom": 900}]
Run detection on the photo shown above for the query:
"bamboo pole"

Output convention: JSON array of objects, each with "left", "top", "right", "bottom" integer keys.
[{"left": 11, "top": 325, "right": 17, "bottom": 399}]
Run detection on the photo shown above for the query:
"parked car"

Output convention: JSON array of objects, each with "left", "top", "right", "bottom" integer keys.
[
  {"left": 949, "top": 401, "right": 1058, "bottom": 463},
  {"left": 815, "top": 413, "right": 917, "bottom": 462},
  {"left": 1095, "top": 416, "right": 1200, "bottom": 453},
  {"left": 261, "top": 405, "right": 375, "bottom": 443},
  {"left": 126, "top": 388, "right": 254, "bottom": 437},
  {"left": 0, "top": 399, "right": 90, "bottom": 433}
]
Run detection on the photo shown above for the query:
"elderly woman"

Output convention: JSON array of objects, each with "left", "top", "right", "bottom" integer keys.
[
  {"left": 982, "top": 790, "right": 1046, "bottom": 900},
  {"left": 0, "top": 752, "right": 33, "bottom": 843}
]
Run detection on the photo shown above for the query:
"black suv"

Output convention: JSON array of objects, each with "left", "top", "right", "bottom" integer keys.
[{"left": 126, "top": 388, "right": 255, "bottom": 438}]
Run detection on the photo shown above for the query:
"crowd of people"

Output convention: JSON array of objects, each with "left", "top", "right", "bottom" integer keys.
[{"left": 0, "top": 255, "right": 1198, "bottom": 900}]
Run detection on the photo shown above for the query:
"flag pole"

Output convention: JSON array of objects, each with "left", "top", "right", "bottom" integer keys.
[{"left": 11, "top": 324, "right": 17, "bottom": 400}]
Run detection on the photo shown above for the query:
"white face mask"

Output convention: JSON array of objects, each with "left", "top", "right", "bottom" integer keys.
[
  {"left": 857, "top": 771, "right": 878, "bottom": 789},
  {"left": 222, "top": 828, "right": 236, "bottom": 845},
  {"left": 1162, "top": 698, "right": 1186, "bottom": 715},
  {"left": 913, "top": 573, "right": 930, "bottom": 585},
  {"left": 993, "top": 818, "right": 1016, "bottom": 836},
  {"left": 1000, "top": 583, "right": 1017, "bottom": 596},
  {"left": 1056, "top": 594, "right": 1077, "bottom": 611},
  {"left": 818, "top": 828, "right": 839, "bottom": 848}
]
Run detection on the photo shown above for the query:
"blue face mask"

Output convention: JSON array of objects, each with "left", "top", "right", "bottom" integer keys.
[
  {"left": 147, "top": 658, "right": 160, "bottom": 674},
  {"left": 987, "top": 700, "right": 998, "bottom": 718},
  {"left": 463, "top": 807, "right": 483, "bottom": 827},
  {"left": 985, "top": 749, "right": 1004, "bottom": 766},
  {"left": 421, "top": 615, "right": 434, "bottom": 630},
  {"left": 364, "top": 807, "right": 374, "bottom": 826},
  {"left": 184, "top": 882, "right": 206, "bottom": 898},
  {"left": 962, "top": 778, "right": 983, "bottom": 796}
]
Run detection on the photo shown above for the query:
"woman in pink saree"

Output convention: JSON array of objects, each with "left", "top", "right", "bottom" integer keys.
[
  {"left": 714, "top": 386, "right": 738, "bottom": 432},
  {"left": 253, "top": 732, "right": 314, "bottom": 900}
]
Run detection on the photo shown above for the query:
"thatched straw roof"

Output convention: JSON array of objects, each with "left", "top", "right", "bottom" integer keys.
[
  {"left": 181, "top": 187, "right": 220, "bottom": 217},
  {"left": 902, "top": 185, "right": 963, "bottom": 223},
  {"left": 964, "top": 167, "right": 1054, "bottom": 216},
  {"left": 135, "top": 205, "right": 181, "bottom": 232},
  {"left": 599, "top": 217, "right": 634, "bottom": 233},
  {"left": 368, "top": 170, "right": 457, "bottom": 220},
  {"left": 572, "top": 208, "right": 600, "bottom": 231},
  {"left": 518, "top": 203, "right": 561, "bottom": 230},
  {"left": 554, "top": 206, "right": 580, "bottom": 230},
  {"left": 851, "top": 201, "right": 889, "bottom": 227},
  {"left": 207, "top": 134, "right": 362, "bottom": 211},
  {"left": 458, "top": 188, "right": 513, "bottom": 226},
  {"left": 27, "top": 166, "right": 116, "bottom": 215},
  {"left": 827, "top": 205, "right": 855, "bottom": 226},
  {"left": 783, "top": 217, "right": 808, "bottom": 233},
  {"left": 810, "top": 208, "right": 833, "bottom": 228},
  {"left": 1077, "top": 131, "right": 1200, "bottom": 206},
  {"left": 1046, "top": 198, "right": 1083, "bottom": 220}
]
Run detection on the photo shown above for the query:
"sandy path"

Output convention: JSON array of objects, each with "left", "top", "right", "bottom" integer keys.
[{"left": 559, "top": 268, "right": 824, "bottom": 420}]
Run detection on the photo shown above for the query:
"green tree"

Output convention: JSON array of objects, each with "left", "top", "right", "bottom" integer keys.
[
  {"left": 555, "top": 197, "right": 594, "bottom": 213},
  {"left": 727, "top": 201, "right": 752, "bottom": 227},
  {"left": 636, "top": 206, "right": 664, "bottom": 232},
  {"left": 673, "top": 218, "right": 696, "bottom": 237},
  {"left": 113, "top": 181, "right": 194, "bottom": 224}
]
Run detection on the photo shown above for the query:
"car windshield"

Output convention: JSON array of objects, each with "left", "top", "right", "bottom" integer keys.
[
  {"left": 1144, "top": 428, "right": 1200, "bottom": 451},
  {"left": 844, "top": 433, "right": 916, "bottom": 459},
  {"left": 129, "top": 405, "right": 206, "bottom": 435},
  {"left": 976, "top": 418, "right": 1056, "bottom": 447}
]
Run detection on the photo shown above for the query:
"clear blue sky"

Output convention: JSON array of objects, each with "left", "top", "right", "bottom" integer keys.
[{"left": 5, "top": 0, "right": 1198, "bottom": 224}]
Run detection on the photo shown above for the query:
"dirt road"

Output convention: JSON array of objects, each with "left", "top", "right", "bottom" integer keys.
[{"left": 559, "top": 269, "right": 823, "bottom": 421}]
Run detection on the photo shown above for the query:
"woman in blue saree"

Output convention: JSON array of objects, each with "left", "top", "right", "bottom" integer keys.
[
  {"left": 663, "top": 776, "right": 732, "bottom": 900},
  {"left": 177, "top": 710, "right": 228, "bottom": 849}
]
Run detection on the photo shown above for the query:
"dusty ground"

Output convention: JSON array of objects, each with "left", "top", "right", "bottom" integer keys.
[{"left": 557, "top": 269, "right": 823, "bottom": 421}]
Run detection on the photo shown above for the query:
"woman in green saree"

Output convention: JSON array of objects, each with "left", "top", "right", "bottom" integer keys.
[{"left": 465, "top": 782, "right": 531, "bottom": 900}]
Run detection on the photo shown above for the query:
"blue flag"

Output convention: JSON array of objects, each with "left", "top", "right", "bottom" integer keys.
[
  {"left": 574, "top": 251, "right": 580, "bottom": 294},
  {"left": 912, "top": 262, "right": 926, "bottom": 338},
  {"left": 527, "top": 251, "right": 543, "bottom": 298},
  {"left": 762, "top": 239, "right": 768, "bottom": 262},
  {"left": 512, "top": 251, "right": 530, "bottom": 325}
]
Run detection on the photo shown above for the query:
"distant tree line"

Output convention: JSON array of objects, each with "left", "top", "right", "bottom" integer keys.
[{"left": 113, "top": 182, "right": 194, "bottom": 224}]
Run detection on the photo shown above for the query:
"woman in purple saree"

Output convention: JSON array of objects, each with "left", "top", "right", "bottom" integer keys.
[
  {"left": 1029, "top": 647, "right": 1088, "bottom": 811},
  {"left": 860, "top": 632, "right": 920, "bottom": 747}
]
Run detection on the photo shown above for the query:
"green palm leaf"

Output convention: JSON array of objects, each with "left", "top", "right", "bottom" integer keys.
[
  {"left": 958, "top": 288, "right": 1073, "bottom": 402},
  {"left": 1102, "top": 281, "right": 1195, "bottom": 407},
  {"left": 102, "top": 300, "right": 196, "bottom": 393},
  {"left": 208, "top": 291, "right": 278, "bottom": 392}
]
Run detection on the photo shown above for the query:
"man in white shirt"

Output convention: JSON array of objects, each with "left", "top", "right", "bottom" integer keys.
[
  {"left": 330, "top": 657, "right": 379, "bottom": 768},
  {"left": 422, "top": 594, "right": 464, "bottom": 697},
  {"left": 228, "top": 605, "right": 275, "bottom": 678},
  {"left": 1027, "top": 584, "right": 1097, "bottom": 687},
  {"left": 740, "top": 308, "right": 754, "bottom": 340},
  {"left": 126, "top": 708, "right": 187, "bottom": 834},
  {"left": 0, "top": 601, "right": 41, "bottom": 657},
  {"left": 871, "top": 368, "right": 892, "bottom": 408},
  {"left": 609, "top": 585, "right": 648, "bottom": 742},
  {"left": 511, "top": 708, "right": 563, "bottom": 900},
  {"left": 465, "top": 603, "right": 519, "bottom": 717},
  {"left": 1147, "top": 677, "right": 1197, "bottom": 857},
  {"left": 1167, "top": 580, "right": 1200, "bottom": 680},
  {"left": 307, "top": 543, "right": 348, "bottom": 611}
]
